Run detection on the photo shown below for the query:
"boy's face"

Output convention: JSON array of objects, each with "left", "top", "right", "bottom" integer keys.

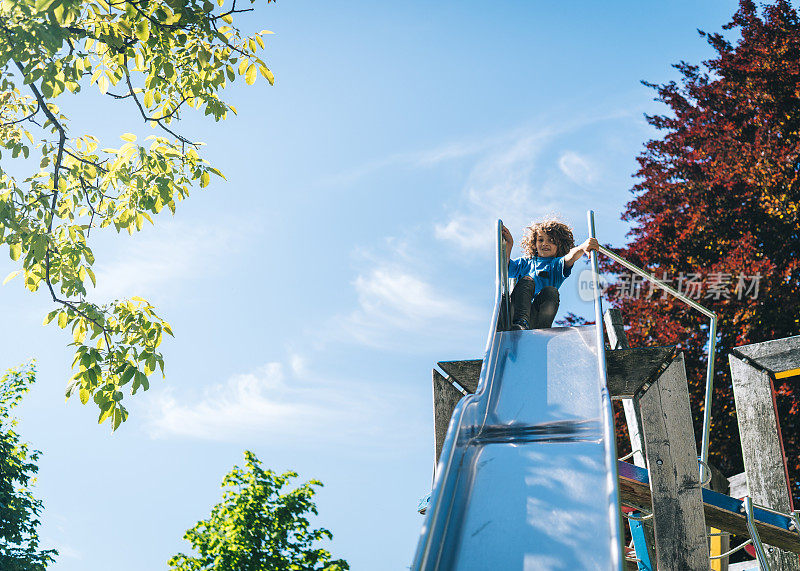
[{"left": 536, "top": 232, "right": 557, "bottom": 257}]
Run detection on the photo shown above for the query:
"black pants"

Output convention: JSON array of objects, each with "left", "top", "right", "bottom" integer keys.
[{"left": 510, "top": 279, "right": 559, "bottom": 329}]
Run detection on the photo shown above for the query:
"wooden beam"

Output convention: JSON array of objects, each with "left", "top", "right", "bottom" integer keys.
[
  {"left": 638, "top": 352, "right": 710, "bottom": 569},
  {"left": 437, "top": 346, "right": 676, "bottom": 402},
  {"left": 437, "top": 360, "right": 481, "bottom": 393},
  {"left": 708, "top": 465, "right": 731, "bottom": 571},
  {"left": 606, "top": 346, "right": 677, "bottom": 399},
  {"left": 604, "top": 309, "right": 647, "bottom": 474},
  {"left": 732, "top": 334, "right": 800, "bottom": 378},
  {"left": 729, "top": 349, "right": 800, "bottom": 570},
  {"left": 433, "top": 369, "right": 464, "bottom": 470},
  {"left": 618, "top": 463, "right": 800, "bottom": 555},
  {"left": 733, "top": 334, "right": 800, "bottom": 361},
  {"left": 432, "top": 370, "right": 465, "bottom": 466},
  {"left": 752, "top": 350, "right": 800, "bottom": 378}
]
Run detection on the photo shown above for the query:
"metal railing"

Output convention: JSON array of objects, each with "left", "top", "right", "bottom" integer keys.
[
  {"left": 591, "top": 214, "right": 717, "bottom": 484},
  {"left": 498, "top": 221, "right": 512, "bottom": 331},
  {"left": 588, "top": 211, "right": 625, "bottom": 568},
  {"left": 743, "top": 496, "right": 771, "bottom": 570}
]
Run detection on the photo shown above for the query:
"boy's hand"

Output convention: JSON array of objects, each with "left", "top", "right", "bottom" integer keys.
[
  {"left": 581, "top": 237, "right": 600, "bottom": 257},
  {"left": 502, "top": 225, "right": 513, "bottom": 247},
  {"left": 501, "top": 225, "right": 513, "bottom": 262}
]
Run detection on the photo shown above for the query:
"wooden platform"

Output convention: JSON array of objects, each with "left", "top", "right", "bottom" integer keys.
[
  {"left": 438, "top": 344, "right": 676, "bottom": 398},
  {"left": 618, "top": 461, "right": 800, "bottom": 555}
]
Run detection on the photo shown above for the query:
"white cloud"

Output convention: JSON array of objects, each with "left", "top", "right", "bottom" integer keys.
[
  {"left": 146, "top": 358, "right": 398, "bottom": 443},
  {"left": 339, "top": 265, "right": 476, "bottom": 348},
  {"left": 320, "top": 138, "right": 492, "bottom": 187},
  {"left": 434, "top": 133, "right": 563, "bottom": 253},
  {"left": 353, "top": 268, "right": 465, "bottom": 323},
  {"left": 558, "top": 151, "right": 598, "bottom": 186},
  {"left": 90, "top": 222, "right": 237, "bottom": 301},
  {"left": 433, "top": 110, "right": 637, "bottom": 255}
]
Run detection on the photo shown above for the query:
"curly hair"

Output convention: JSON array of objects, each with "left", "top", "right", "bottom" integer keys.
[{"left": 519, "top": 218, "right": 575, "bottom": 258}]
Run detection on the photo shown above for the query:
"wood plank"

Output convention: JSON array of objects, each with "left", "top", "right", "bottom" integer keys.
[
  {"left": 709, "top": 465, "right": 731, "bottom": 571},
  {"left": 729, "top": 351, "right": 799, "bottom": 570},
  {"left": 606, "top": 346, "right": 677, "bottom": 399},
  {"left": 733, "top": 335, "right": 800, "bottom": 362},
  {"left": 437, "top": 360, "right": 481, "bottom": 393},
  {"left": 437, "top": 346, "right": 677, "bottom": 402},
  {"left": 755, "top": 350, "right": 800, "bottom": 377},
  {"left": 432, "top": 370, "right": 464, "bottom": 466},
  {"left": 638, "top": 352, "right": 710, "bottom": 569},
  {"left": 618, "top": 463, "right": 800, "bottom": 555}
]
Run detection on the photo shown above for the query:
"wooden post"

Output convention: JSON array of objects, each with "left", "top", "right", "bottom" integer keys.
[
  {"left": 709, "top": 465, "right": 731, "bottom": 571},
  {"left": 432, "top": 370, "right": 465, "bottom": 467},
  {"left": 437, "top": 360, "right": 481, "bottom": 394},
  {"left": 604, "top": 309, "right": 646, "bottom": 469},
  {"left": 639, "top": 352, "right": 710, "bottom": 570},
  {"left": 729, "top": 335, "right": 800, "bottom": 571},
  {"left": 603, "top": 308, "right": 657, "bottom": 568}
]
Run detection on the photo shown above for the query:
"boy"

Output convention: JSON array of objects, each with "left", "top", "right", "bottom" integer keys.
[{"left": 502, "top": 219, "right": 599, "bottom": 330}]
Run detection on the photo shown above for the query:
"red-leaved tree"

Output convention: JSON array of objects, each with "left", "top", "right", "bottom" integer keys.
[{"left": 602, "top": 0, "right": 800, "bottom": 502}]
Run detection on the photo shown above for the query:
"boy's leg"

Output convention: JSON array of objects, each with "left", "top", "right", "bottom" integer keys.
[
  {"left": 510, "top": 277, "right": 535, "bottom": 330},
  {"left": 531, "top": 286, "right": 559, "bottom": 329}
]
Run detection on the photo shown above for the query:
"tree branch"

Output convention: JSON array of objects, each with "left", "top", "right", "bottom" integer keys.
[
  {"left": 122, "top": 55, "right": 197, "bottom": 146},
  {"left": 0, "top": 101, "right": 40, "bottom": 127}
]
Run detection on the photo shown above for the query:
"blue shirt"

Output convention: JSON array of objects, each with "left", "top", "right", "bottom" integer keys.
[{"left": 508, "top": 255, "right": 572, "bottom": 294}]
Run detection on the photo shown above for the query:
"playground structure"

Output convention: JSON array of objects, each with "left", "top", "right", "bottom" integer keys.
[{"left": 412, "top": 214, "right": 800, "bottom": 570}]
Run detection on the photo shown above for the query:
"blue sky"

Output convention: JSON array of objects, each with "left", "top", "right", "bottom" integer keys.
[{"left": 1, "top": 1, "right": 743, "bottom": 569}]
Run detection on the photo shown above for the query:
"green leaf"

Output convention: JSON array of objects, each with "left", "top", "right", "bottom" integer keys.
[
  {"left": 245, "top": 63, "right": 257, "bottom": 85},
  {"left": 135, "top": 19, "right": 150, "bottom": 42},
  {"left": 57, "top": 312, "right": 68, "bottom": 328},
  {"left": 73, "top": 322, "right": 86, "bottom": 343},
  {"left": 33, "top": 235, "right": 47, "bottom": 262},
  {"left": 9, "top": 243, "right": 21, "bottom": 261},
  {"left": 120, "top": 366, "right": 135, "bottom": 386},
  {"left": 112, "top": 408, "right": 124, "bottom": 430},
  {"left": 79, "top": 388, "right": 90, "bottom": 404},
  {"left": 3, "top": 270, "right": 21, "bottom": 285},
  {"left": 35, "top": 0, "right": 58, "bottom": 10},
  {"left": 260, "top": 65, "right": 275, "bottom": 86},
  {"left": 98, "top": 404, "right": 114, "bottom": 424},
  {"left": 200, "top": 171, "right": 210, "bottom": 187}
]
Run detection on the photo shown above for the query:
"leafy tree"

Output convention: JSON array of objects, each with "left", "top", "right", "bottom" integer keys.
[
  {"left": 0, "top": 0, "right": 275, "bottom": 429},
  {"left": 0, "top": 362, "right": 58, "bottom": 570},
  {"left": 168, "top": 451, "right": 349, "bottom": 571},
  {"left": 602, "top": 0, "right": 800, "bottom": 501}
]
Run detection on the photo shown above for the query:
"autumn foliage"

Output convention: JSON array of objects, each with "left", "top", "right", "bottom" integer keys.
[{"left": 603, "top": 0, "right": 800, "bottom": 501}]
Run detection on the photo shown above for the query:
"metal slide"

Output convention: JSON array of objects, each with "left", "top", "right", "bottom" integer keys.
[{"left": 412, "top": 218, "right": 623, "bottom": 570}]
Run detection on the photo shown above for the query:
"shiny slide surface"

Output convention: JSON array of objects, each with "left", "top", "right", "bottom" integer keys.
[{"left": 412, "top": 221, "right": 623, "bottom": 570}]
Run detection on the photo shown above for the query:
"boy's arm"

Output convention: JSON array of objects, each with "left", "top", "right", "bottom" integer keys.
[{"left": 563, "top": 237, "right": 599, "bottom": 268}]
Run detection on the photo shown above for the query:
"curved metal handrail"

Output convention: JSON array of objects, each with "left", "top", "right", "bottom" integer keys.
[
  {"left": 595, "top": 233, "right": 718, "bottom": 484},
  {"left": 744, "top": 496, "right": 771, "bottom": 570}
]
